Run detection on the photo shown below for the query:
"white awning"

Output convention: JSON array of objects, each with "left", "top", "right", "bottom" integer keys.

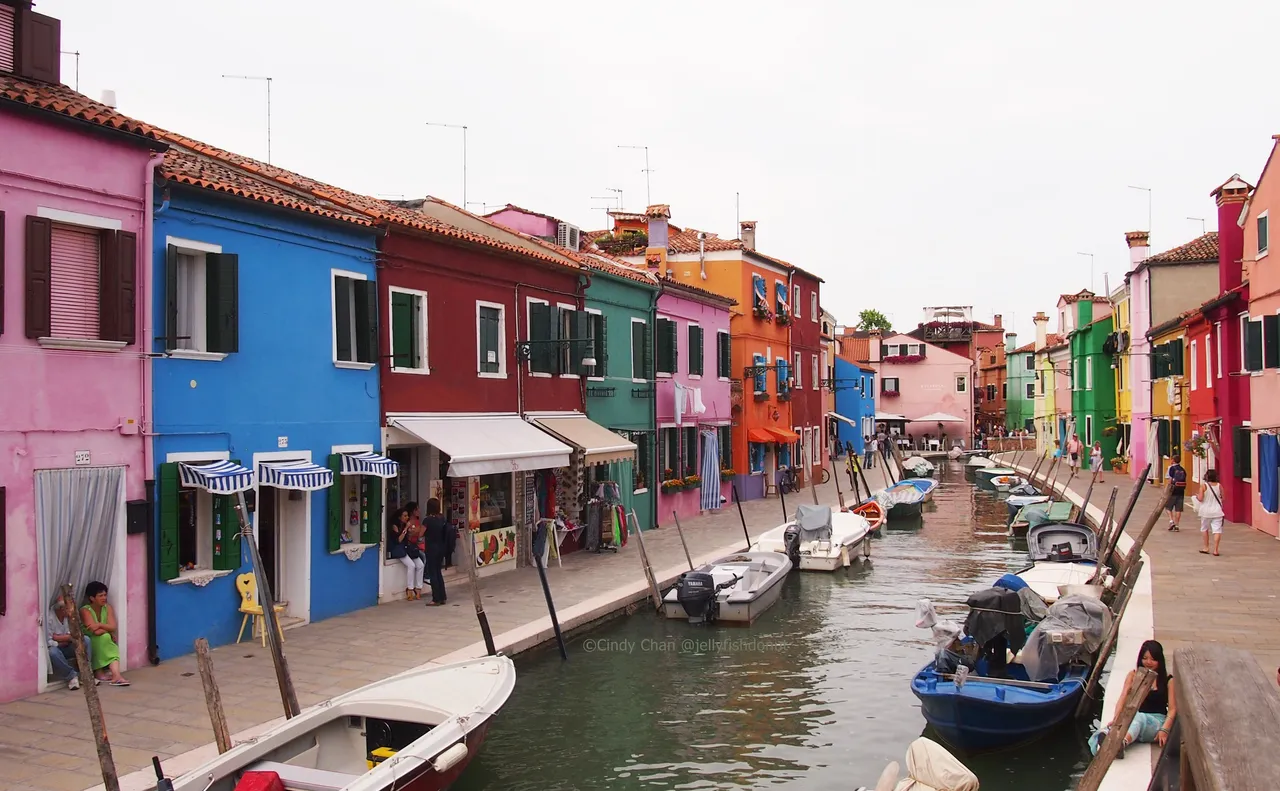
[
  {"left": 341, "top": 451, "right": 399, "bottom": 479},
  {"left": 915, "top": 412, "right": 966, "bottom": 423},
  {"left": 827, "top": 411, "right": 858, "bottom": 428},
  {"left": 529, "top": 415, "right": 636, "bottom": 466},
  {"left": 389, "top": 415, "right": 573, "bottom": 477},
  {"left": 259, "top": 460, "right": 334, "bottom": 492},
  {"left": 179, "top": 461, "right": 254, "bottom": 494},
  {"left": 875, "top": 411, "right": 908, "bottom": 421}
]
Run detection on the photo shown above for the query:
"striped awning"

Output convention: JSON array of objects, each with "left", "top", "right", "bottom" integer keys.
[
  {"left": 340, "top": 451, "right": 399, "bottom": 479},
  {"left": 179, "top": 461, "right": 254, "bottom": 494},
  {"left": 258, "top": 460, "right": 334, "bottom": 491}
]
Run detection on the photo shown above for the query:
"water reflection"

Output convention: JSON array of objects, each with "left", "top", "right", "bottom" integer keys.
[{"left": 455, "top": 462, "right": 1090, "bottom": 791}]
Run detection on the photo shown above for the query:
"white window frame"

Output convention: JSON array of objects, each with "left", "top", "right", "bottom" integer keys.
[
  {"left": 557, "top": 302, "right": 579, "bottom": 379},
  {"left": 777, "top": 356, "right": 788, "bottom": 393},
  {"left": 329, "top": 266, "right": 370, "bottom": 370},
  {"left": 1085, "top": 415, "right": 1093, "bottom": 446},
  {"left": 810, "top": 291, "right": 818, "bottom": 321},
  {"left": 630, "top": 317, "right": 648, "bottom": 383},
  {"left": 752, "top": 352, "right": 767, "bottom": 395},
  {"left": 1239, "top": 312, "right": 1250, "bottom": 374},
  {"left": 37, "top": 206, "right": 122, "bottom": 230},
  {"left": 1026, "top": 381, "right": 1035, "bottom": 400},
  {"left": 1025, "top": 354, "right": 1034, "bottom": 371},
  {"left": 388, "top": 286, "right": 430, "bottom": 375},
  {"left": 811, "top": 353, "right": 818, "bottom": 390},
  {"left": 1086, "top": 357, "right": 1093, "bottom": 390},
  {"left": 526, "top": 296, "right": 552, "bottom": 379},
  {"left": 956, "top": 375, "right": 966, "bottom": 393},
  {"left": 717, "top": 329, "right": 731, "bottom": 381},
  {"left": 164, "top": 450, "right": 232, "bottom": 584},
  {"left": 883, "top": 377, "right": 900, "bottom": 394},
  {"left": 165, "top": 237, "right": 226, "bottom": 361},
  {"left": 584, "top": 307, "right": 604, "bottom": 381},
  {"left": 1205, "top": 332, "right": 1213, "bottom": 389},
  {"left": 687, "top": 321, "right": 702, "bottom": 380},
  {"left": 476, "top": 300, "right": 507, "bottom": 379},
  {"left": 1190, "top": 339, "right": 1198, "bottom": 391},
  {"left": 793, "top": 284, "right": 801, "bottom": 319},
  {"left": 1259, "top": 209, "right": 1270, "bottom": 259},
  {"left": 775, "top": 279, "right": 787, "bottom": 314},
  {"left": 811, "top": 427, "right": 819, "bottom": 463},
  {"left": 793, "top": 352, "right": 802, "bottom": 389},
  {"left": 1215, "top": 322, "right": 1223, "bottom": 378}
]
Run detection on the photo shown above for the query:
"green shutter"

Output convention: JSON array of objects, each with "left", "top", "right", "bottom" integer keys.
[
  {"left": 1172, "top": 420, "right": 1182, "bottom": 462},
  {"left": 211, "top": 466, "right": 241, "bottom": 572},
  {"left": 1265, "top": 316, "right": 1280, "bottom": 369},
  {"left": 594, "top": 313, "right": 607, "bottom": 377},
  {"left": 643, "top": 321, "right": 654, "bottom": 379},
  {"left": 529, "top": 302, "right": 553, "bottom": 373},
  {"left": 334, "top": 276, "right": 353, "bottom": 362},
  {"left": 163, "top": 244, "right": 178, "bottom": 352},
  {"left": 326, "top": 453, "right": 343, "bottom": 553},
  {"left": 568, "top": 310, "right": 589, "bottom": 376},
  {"left": 361, "top": 474, "right": 382, "bottom": 545},
  {"left": 1248, "top": 320, "right": 1264, "bottom": 372},
  {"left": 689, "top": 325, "right": 703, "bottom": 376},
  {"left": 1157, "top": 419, "right": 1170, "bottom": 458},
  {"left": 158, "top": 463, "right": 180, "bottom": 582},
  {"left": 391, "top": 291, "right": 415, "bottom": 368},
  {"left": 1236, "top": 427, "right": 1252, "bottom": 478},
  {"left": 670, "top": 320, "right": 679, "bottom": 374},
  {"left": 631, "top": 320, "right": 644, "bottom": 379},
  {"left": 354, "top": 279, "right": 378, "bottom": 364},
  {"left": 205, "top": 253, "right": 239, "bottom": 354}
]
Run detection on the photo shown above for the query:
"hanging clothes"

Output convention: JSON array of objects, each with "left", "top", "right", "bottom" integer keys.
[
  {"left": 690, "top": 387, "right": 706, "bottom": 416},
  {"left": 700, "top": 428, "right": 723, "bottom": 511},
  {"left": 674, "top": 383, "right": 687, "bottom": 426},
  {"left": 1260, "top": 433, "right": 1279, "bottom": 514}
]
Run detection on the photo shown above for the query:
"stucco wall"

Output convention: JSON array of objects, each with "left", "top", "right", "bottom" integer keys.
[
  {"left": 877, "top": 334, "right": 973, "bottom": 445},
  {"left": 1246, "top": 151, "right": 1280, "bottom": 535},
  {"left": 1150, "top": 263, "right": 1218, "bottom": 328}
]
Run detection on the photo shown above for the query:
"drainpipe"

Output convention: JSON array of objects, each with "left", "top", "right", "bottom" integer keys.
[
  {"left": 577, "top": 272, "right": 591, "bottom": 413},
  {"left": 144, "top": 153, "right": 164, "bottom": 665}
]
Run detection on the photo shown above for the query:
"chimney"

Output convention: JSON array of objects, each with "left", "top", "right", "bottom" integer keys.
[
  {"left": 740, "top": 220, "right": 757, "bottom": 251},
  {"left": 868, "top": 328, "right": 883, "bottom": 363},
  {"left": 100, "top": 90, "right": 117, "bottom": 108},
  {"left": 1004, "top": 332, "right": 1018, "bottom": 353},
  {"left": 1125, "top": 231, "right": 1150, "bottom": 267},
  {"left": 993, "top": 314, "right": 1003, "bottom": 329},
  {"left": 1212, "top": 174, "right": 1251, "bottom": 293},
  {"left": 644, "top": 203, "right": 670, "bottom": 273},
  {"left": 1033, "top": 312, "right": 1049, "bottom": 351}
]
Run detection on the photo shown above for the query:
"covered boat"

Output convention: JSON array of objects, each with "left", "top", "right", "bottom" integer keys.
[
  {"left": 902, "top": 456, "right": 936, "bottom": 478},
  {"left": 963, "top": 455, "right": 996, "bottom": 481},
  {"left": 974, "top": 467, "right": 1017, "bottom": 488},
  {"left": 1005, "top": 494, "right": 1050, "bottom": 525},
  {"left": 989, "top": 474, "right": 1027, "bottom": 493},
  {"left": 663, "top": 551, "right": 792, "bottom": 624},
  {"left": 855, "top": 737, "right": 978, "bottom": 791},
  {"left": 170, "top": 655, "right": 515, "bottom": 791},
  {"left": 876, "top": 478, "right": 938, "bottom": 518},
  {"left": 845, "top": 498, "right": 886, "bottom": 533},
  {"left": 752, "top": 504, "right": 871, "bottom": 572},
  {"left": 1016, "top": 521, "right": 1101, "bottom": 603},
  {"left": 1009, "top": 501, "right": 1074, "bottom": 536}
]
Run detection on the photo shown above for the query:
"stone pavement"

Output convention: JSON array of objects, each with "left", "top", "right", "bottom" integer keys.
[{"left": 0, "top": 463, "right": 894, "bottom": 791}]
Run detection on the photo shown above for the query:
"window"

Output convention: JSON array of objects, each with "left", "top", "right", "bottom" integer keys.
[
  {"left": 990, "top": 354, "right": 997, "bottom": 364},
  {"left": 332, "top": 269, "right": 376, "bottom": 365},
  {"left": 1265, "top": 315, "right": 1280, "bottom": 369},
  {"left": 811, "top": 354, "right": 819, "bottom": 390},
  {"left": 655, "top": 317, "right": 677, "bottom": 375},
  {"left": 1245, "top": 317, "right": 1264, "bottom": 372},
  {"left": 822, "top": 350, "right": 830, "bottom": 389},
  {"left": 1190, "top": 340, "right": 1197, "bottom": 390},
  {"left": 1026, "top": 382, "right": 1035, "bottom": 399},
  {"left": 811, "top": 427, "right": 820, "bottom": 463},
  {"left": 956, "top": 375, "right": 966, "bottom": 393},
  {"left": 777, "top": 356, "right": 790, "bottom": 394},
  {"left": 1215, "top": 323, "right": 1222, "bottom": 377},
  {"left": 1002, "top": 381, "right": 1007, "bottom": 400},
  {"left": 749, "top": 442, "right": 766, "bottom": 474},
  {"left": 681, "top": 426, "right": 698, "bottom": 476},
  {"left": 1205, "top": 333, "right": 1213, "bottom": 389},
  {"left": 631, "top": 319, "right": 650, "bottom": 381},
  {"left": 157, "top": 460, "right": 242, "bottom": 581},
  {"left": 24, "top": 216, "right": 139, "bottom": 346},
  {"left": 390, "top": 287, "right": 428, "bottom": 373},
  {"left": 1085, "top": 415, "right": 1093, "bottom": 446},
  {"left": 1259, "top": 211, "right": 1269, "bottom": 257},
  {"left": 1237, "top": 426, "right": 1253, "bottom": 479},
  {"left": 1157, "top": 419, "right": 1170, "bottom": 458},
  {"left": 752, "top": 353, "right": 767, "bottom": 393},
  {"left": 1039, "top": 372, "right": 1045, "bottom": 395},
  {"left": 1086, "top": 357, "right": 1093, "bottom": 390},
  {"left": 775, "top": 280, "right": 788, "bottom": 317},
  {"left": 986, "top": 383, "right": 996, "bottom": 400},
  {"left": 716, "top": 330, "right": 731, "bottom": 379},
  {"left": 793, "top": 284, "right": 801, "bottom": 319},
  {"left": 587, "top": 312, "right": 607, "bottom": 378},
  {"left": 793, "top": 352, "right": 803, "bottom": 389},
  {"left": 751, "top": 274, "right": 766, "bottom": 311},
  {"left": 1025, "top": 354, "right": 1034, "bottom": 371},
  {"left": 660, "top": 427, "right": 680, "bottom": 480},
  {"left": 1117, "top": 355, "right": 1124, "bottom": 390},
  {"left": 883, "top": 377, "right": 899, "bottom": 394},
  {"left": 810, "top": 291, "right": 818, "bottom": 320},
  {"left": 477, "top": 302, "right": 504, "bottom": 376},
  {"left": 718, "top": 425, "right": 733, "bottom": 471},
  {"left": 687, "top": 324, "right": 704, "bottom": 376},
  {"left": 618, "top": 431, "right": 650, "bottom": 492},
  {"left": 558, "top": 305, "right": 593, "bottom": 376}
]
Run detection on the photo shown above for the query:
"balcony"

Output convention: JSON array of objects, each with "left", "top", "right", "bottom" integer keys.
[{"left": 923, "top": 321, "right": 973, "bottom": 342}]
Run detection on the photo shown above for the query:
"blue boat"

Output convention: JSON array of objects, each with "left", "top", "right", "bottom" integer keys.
[
  {"left": 911, "top": 663, "right": 1088, "bottom": 751},
  {"left": 877, "top": 478, "right": 937, "bottom": 518}
]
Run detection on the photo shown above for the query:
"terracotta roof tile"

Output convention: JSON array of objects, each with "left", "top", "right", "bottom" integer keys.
[
  {"left": 1012, "top": 342, "right": 1036, "bottom": 354},
  {"left": 0, "top": 74, "right": 163, "bottom": 143},
  {"left": 659, "top": 276, "right": 737, "bottom": 307},
  {"left": 1144, "top": 232, "right": 1219, "bottom": 265}
]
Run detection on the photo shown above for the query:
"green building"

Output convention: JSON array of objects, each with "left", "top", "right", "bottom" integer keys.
[
  {"left": 1005, "top": 334, "right": 1037, "bottom": 433},
  {"left": 1068, "top": 295, "right": 1118, "bottom": 470}
]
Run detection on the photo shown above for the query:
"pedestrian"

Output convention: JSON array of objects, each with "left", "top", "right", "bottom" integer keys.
[
  {"left": 422, "top": 498, "right": 450, "bottom": 606},
  {"left": 388, "top": 506, "right": 424, "bottom": 600},
  {"left": 877, "top": 429, "right": 889, "bottom": 462},
  {"left": 865, "top": 435, "right": 877, "bottom": 468},
  {"left": 1165, "top": 458, "right": 1187, "bottom": 531},
  {"left": 1091, "top": 441, "right": 1104, "bottom": 475},
  {"left": 1194, "top": 469, "right": 1225, "bottom": 556},
  {"left": 1067, "top": 433, "right": 1082, "bottom": 472}
]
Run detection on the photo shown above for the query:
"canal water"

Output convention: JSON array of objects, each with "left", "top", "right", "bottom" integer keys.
[{"left": 455, "top": 462, "right": 1092, "bottom": 790}]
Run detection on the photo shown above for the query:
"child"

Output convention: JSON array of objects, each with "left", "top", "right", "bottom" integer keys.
[{"left": 1194, "top": 469, "right": 1225, "bottom": 556}]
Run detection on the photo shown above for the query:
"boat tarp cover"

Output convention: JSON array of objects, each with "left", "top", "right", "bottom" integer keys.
[
  {"left": 794, "top": 504, "right": 833, "bottom": 541},
  {"left": 892, "top": 737, "right": 979, "bottom": 791},
  {"left": 1020, "top": 594, "right": 1112, "bottom": 681},
  {"left": 963, "top": 587, "right": 1027, "bottom": 653},
  {"left": 1008, "top": 483, "right": 1040, "bottom": 496}
]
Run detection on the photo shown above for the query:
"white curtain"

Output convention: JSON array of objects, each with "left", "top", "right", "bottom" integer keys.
[
  {"left": 700, "top": 429, "right": 722, "bottom": 511},
  {"left": 36, "top": 467, "right": 124, "bottom": 613},
  {"left": 1146, "top": 423, "right": 1159, "bottom": 477}
]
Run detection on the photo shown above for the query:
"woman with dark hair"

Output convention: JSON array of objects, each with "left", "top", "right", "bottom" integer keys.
[
  {"left": 421, "top": 498, "right": 449, "bottom": 606},
  {"left": 80, "top": 581, "right": 128, "bottom": 686},
  {"left": 388, "top": 506, "right": 424, "bottom": 600},
  {"left": 1089, "top": 639, "right": 1176, "bottom": 755}
]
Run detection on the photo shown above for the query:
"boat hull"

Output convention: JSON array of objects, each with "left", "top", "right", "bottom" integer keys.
[
  {"left": 888, "top": 501, "right": 923, "bottom": 518},
  {"left": 912, "top": 666, "right": 1086, "bottom": 752},
  {"left": 662, "top": 572, "right": 785, "bottom": 623},
  {"left": 393, "top": 716, "right": 494, "bottom": 791},
  {"left": 662, "top": 552, "right": 791, "bottom": 623}
]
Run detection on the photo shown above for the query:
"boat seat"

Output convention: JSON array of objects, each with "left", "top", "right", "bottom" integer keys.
[{"left": 244, "top": 761, "right": 362, "bottom": 791}]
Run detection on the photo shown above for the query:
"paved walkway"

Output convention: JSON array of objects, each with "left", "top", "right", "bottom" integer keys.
[{"left": 0, "top": 463, "right": 894, "bottom": 791}]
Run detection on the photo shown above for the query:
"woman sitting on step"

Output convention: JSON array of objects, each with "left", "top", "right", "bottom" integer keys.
[{"left": 1088, "top": 640, "right": 1176, "bottom": 757}]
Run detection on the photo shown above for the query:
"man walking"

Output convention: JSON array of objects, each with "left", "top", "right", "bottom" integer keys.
[
  {"left": 1166, "top": 458, "right": 1188, "bottom": 531},
  {"left": 864, "top": 435, "right": 876, "bottom": 468},
  {"left": 1067, "top": 433, "right": 1083, "bottom": 474}
]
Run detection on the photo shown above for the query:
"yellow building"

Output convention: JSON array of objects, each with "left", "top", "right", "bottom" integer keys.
[
  {"left": 1148, "top": 319, "right": 1189, "bottom": 482},
  {"left": 1111, "top": 283, "right": 1133, "bottom": 460}
]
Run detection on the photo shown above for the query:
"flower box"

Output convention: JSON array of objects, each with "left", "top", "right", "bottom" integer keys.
[
  {"left": 776, "top": 312, "right": 792, "bottom": 326},
  {"left": 752, "top": 305, "right": 774, "bottom": 321},
  {"left": 754, "top": 391, "right": 770, "bottom": 401},
  {"left": 660, "top": 479, "right": 686, "bottom": 493},
  {"left": 882, "top": 390, "right": 901, "bottom": 398},
  {"left": 882, "top": 354, "right": 925, "bottom": 364},
  {"left": 683, "top": 475, "right": 702, "bottom": 489}
]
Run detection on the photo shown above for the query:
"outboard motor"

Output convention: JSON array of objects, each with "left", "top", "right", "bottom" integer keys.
[
  {"left": 676, "top": 572, "right": 719, "bottom": 624},
  {"left": 1050, "top": 542, "right": 1076, "bottom": 561},
  {"left": 782, "top": 524, "right": 802, "bottom": 564}
]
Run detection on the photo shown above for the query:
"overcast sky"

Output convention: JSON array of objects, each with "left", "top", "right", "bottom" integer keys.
[{"left": 44, "top": 0, "right": 1280, "bottom": 344}]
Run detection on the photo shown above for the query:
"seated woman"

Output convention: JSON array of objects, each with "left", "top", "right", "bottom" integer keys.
[
  {"left": 80, "top": 581, "right": 128, "bottom": 686},
  {"left": 1089, "top": 640, "right": 1176, "bottom": 756}
]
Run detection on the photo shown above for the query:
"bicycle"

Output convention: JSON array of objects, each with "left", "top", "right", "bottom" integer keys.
[{"left": 779, "top": 466, "right": 830, "bottom": 495}]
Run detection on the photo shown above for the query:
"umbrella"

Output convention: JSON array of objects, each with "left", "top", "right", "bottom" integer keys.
[
  {"left": 875, "top": 412, "right": 908, "bottom": 421},
  {"left": 915, "top": 412, "right": 966, "bottom": 423}
]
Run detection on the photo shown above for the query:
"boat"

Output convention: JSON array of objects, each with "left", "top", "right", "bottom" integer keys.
[
  {"left": 663, "top": 551, "right": 792, "bottom": 624},
  {"left": 751, "top": 504, "right": 871, "bottom": 572},
  {"left": 844, "top": 498, "right": 885, "bottom": 533},
  {"left": 876, "top": 478, "right": 938, "bottom": 519},
  {"left": 1016, "top": 521, "right": 1102, "bottom": 603},
  {"left": 902, "top": 456, "right": 936, "bottom": 478},
  {"left": 989, "top": 474, "right": 1027, "bottom": 493},
  {"left": 170, "top": 655, "right": 515, "bottom": 791},
  {"left": 1009, "top": 501, "right": 1075, "bottom": 536},
  {"left": 974, "top": 467, "right": 1017, "bottom": 488},
  {"left": 963, "top": 455, "right": 996, "bottom": 480},
  {"left": 1005, "top": 494, "right": 1050, "bottom": 525},
  {"left": 855, "top": 737, "right": 978, "bottom": 791}
]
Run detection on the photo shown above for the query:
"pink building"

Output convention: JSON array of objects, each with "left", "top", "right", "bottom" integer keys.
[
  {"left": 1247, "top": 137, "right": 1280, "bottom": 535},
  {"left": 655, "top": 279, "right": 735, "bottom": 523},
  {"left": 870, "top": 332, "right": 974, "bottom": 446},
  {"left": 1, "top": 17, "right": 166, "bottom": 701}
]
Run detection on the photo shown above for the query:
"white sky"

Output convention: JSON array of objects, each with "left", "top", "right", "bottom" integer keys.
[{"left": 43, "top": 0, "right": 1280, "bottom": 344}]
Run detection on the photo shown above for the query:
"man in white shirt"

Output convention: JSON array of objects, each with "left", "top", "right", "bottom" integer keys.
[{"left": 47, "top": 597, "right": 93, "bottom": 689}]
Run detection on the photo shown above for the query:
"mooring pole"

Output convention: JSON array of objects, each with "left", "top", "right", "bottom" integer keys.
[
  {"left": 460, "top": 527, "right": 498, "bottom": 655},
  {"left": 234, "top": 492, "right": 299, "bottom": 718},
  {"left": 671, "top": 511, "right": 695, "bottom": 570},
  {"left": 63, "top": 584, "right": 120, "bottom": 791},
  {"left": 532, "top": 521, "right": 568, "bottom": 660},
  {"left": 732, "top": 483, "right": 753, "bottom": 550}
]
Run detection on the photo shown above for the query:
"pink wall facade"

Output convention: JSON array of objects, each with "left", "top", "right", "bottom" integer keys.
[
  {"left": 0, "top": 109, "right": 156, "bottom": 701},
  {"left": 1128, "top": 268, "right": 1154, "bottom": 480},
  {"left": 483, "top": 208, "right": 556, "bottom": 239},
  {"left": 875, "top": 335, "right": 974, "bottom": 445},
  {"left": 656, "top": 291, "right": 732, "bottom": 522},
  {"left": 1247, "top": 146, "right": 1280, "bottom": 535}
]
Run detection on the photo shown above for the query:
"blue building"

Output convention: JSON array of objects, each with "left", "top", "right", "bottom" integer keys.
[
  {"left": 149, "top": 144, "right": 387, "bottom": 659},
  {"left": 834, "top": 357, "right": 876, "bottom": 455}
]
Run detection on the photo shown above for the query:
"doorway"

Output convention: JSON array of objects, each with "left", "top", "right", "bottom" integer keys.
[{"left": 257, "top": 486, "right": 279, "bottom": 598}]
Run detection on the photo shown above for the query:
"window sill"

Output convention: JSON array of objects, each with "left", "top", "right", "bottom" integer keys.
[
  {"left": 331, "top": 542, "right": 377, "bottom": 561},
  {"left": 656, "top": 372, "right": 673, "bottom": 379},
  {"left": 633, "top": 488, "right": 649, "bottom": 496},
  {"left": 166, "top": 568, "right": 233, "bottom": 587},
  {"left": 392, "top": 367, "right": 431, "bottom": 376},
  {"left": 529, "top": 372, "right": 553, "bottom": 379},
  {"left": 687, "top": 374, "right": 702, "bottom": 381},
  {"left": 587, "top": 376, "right": 606, "bottom": 382},
  {"left": 38, "top": 337, "right": 127, "bottom": 352},
  {"left": 478, "top": 371, "right": 508, "bottom": 379},
  {"left": 559, "top": 374, "right": 581, "bottom": 380},
  {"left": 1258, "top": 249, "right": 1269, "bottom": 261},
  {"left": 334, "top": 360, "right": 376, "bottom": 371},
  {"left": 171, "top": 350, "right": 230, "bottom": 362}
]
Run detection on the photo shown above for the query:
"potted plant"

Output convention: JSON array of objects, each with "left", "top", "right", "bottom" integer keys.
[
  {"left": 684, "top": 475, "right": 702, "bottom": 489},
  {"left": 660, "top": 478, "right": 685, "bottom": 494},
  {"left": 1184, "top": 435, "right": 1209, "bottom": 459},
  {"left": 720, "top": 468, "right": 736, "bottom": 478},
  {"left": 1103, "top": 425, "right": 1118, "bottom": 437},
  {"left": 1110, "top": 456, "right": 1129, "bottom": 474},
  {"left": 776, "top": 311, "right": 792, "bottom": 326},
  {"left": 882, "top": 390, "right": 901, "bottom": 398}
]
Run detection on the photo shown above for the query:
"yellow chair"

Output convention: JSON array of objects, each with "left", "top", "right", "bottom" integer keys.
[{"left": 235, "top": 573, "right": 286, "bottom": 647}]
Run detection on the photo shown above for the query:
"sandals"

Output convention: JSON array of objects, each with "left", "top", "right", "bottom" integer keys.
[
  {"left": 1199, "top": 550, "right": 1210, "bottom": 554},
  {"left": 109, "top": 679, "right": 130, "bottom": 687},
  {"left": 405, "top": 589, "right": 419, "bottom": 601}
]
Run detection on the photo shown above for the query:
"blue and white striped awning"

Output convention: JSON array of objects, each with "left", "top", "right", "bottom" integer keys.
[
  {"left": 179, "top": 461, "right": 255, "bottom": 494},
  {"left": 258, "top": 460, "right": 334, "bottom": 492},
  {"left": 340, "top": 451, "right": 399, "bottom": 479}
]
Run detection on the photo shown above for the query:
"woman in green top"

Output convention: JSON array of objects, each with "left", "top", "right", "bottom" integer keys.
[{"left": 80, "top": 581, "right": 129, "bottom": 686}]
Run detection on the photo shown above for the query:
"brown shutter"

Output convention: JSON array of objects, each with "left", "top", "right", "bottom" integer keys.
[
  {"left": 16, "top": 8, "right": 59, "bottom": 84},
  {"left": 0, "top": 485, "right": 6, "bottom": 616},
  {"left": 0, "top": 211, "right": 5, "bottom": 334},
  {"left": 24, "top": 216, "right": 51, "bottom": 338},
  {"left": 99, "top": 230, "right": 119, "bottom": 340},
  {"left": 98, "top": 229, "right": 137, "bottom": 344}
]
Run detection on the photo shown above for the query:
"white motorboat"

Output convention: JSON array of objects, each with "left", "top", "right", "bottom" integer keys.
[
  {"left": 169, "top": 655, "right": 515, "bottom": 791},
  {"left": 965, "top": 455, "right": 997, "bottom": 468},
  {"left": 751, "top": 504, "right": 871, "bottom": 572},
  {"left": 1017, "top": 521, "right": 1107, "bottom": 603},
  {"left": 663, "top": 551, "right": 792, "bottom": 624},
  {"left": 902, "top": 456, "right": 936, "bottom": 478},
  {"left": 990, "top": 474, "right": 1027, "bottom": 493},
  {"left": 1016, "top": 561, "right": 1100, "bottom": 604}
]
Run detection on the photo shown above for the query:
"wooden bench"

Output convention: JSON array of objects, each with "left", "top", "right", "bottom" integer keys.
[{"left": 244, "top": 761, "right": 362, "bottom": 791}]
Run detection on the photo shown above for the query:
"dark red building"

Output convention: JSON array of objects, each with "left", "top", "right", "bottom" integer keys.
[{"left": 789, "top": 267, "right": 826, "bottom": 481}]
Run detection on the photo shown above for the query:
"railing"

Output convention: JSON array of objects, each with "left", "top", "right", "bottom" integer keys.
[
  {"left": 983, "top": 436, "right": 1035, "bottom": 452},
  {"left": 923, "top": 323, "right": 973, "bottom": 342}
]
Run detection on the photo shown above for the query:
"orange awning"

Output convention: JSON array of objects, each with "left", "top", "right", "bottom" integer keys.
[
  {"left": 747, "top": 428, "right": 775, "bottom": 443},
  {"left": 767, "top": 427, "right": 800, "bottom": 443}
]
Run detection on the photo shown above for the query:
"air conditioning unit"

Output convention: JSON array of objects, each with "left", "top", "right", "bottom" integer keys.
[{"left": 557, "top": 222, "right": 581, "bottom": 251}]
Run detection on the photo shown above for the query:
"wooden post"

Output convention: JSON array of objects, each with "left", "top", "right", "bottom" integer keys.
[
  {"left": 628, "top": 509, "right": 664, "bottom": 613},
  {"left": 1048, "top": 452, "right": 1066, "bottom": 499},
  {"left": 732, "top": 483, "right": 752, "bottom": 551},
  {"left": 195, "top": 638, "right": 232, "bottom": 754},
  {"left": 1038, "top": 453, "right": 1059, "bottom": 491},
  {"left": 234, "top": 493, "right": 300, "bottom": 718},
  {"left": 1079, "top": 465, "right": 1103, "bottom": 516},
  {"left": 857, "top": 456, "right": 877, "bottom": 500},
  {"left": 1102, "top": 465, "right": 1151, "bottom": 567},
  {"left": 1076, "top": 564, "right": 1140, "bottom": 716},
  {"left": 459, "top": 525, "right": 497, "bottom": 655},
  {"left": 62, "top": 584, "right": 120, "bottom": 791},
  {"left": 1095, "top": 486, "right": 1118, "bottom": 542},
  {"left": 531, "top": 521, "right": 568, "bottom": 661},
  {"left": 1076, "top": 667, "right": 1158, "bottom": 791},
  {"left": 809, "top": 468, "right": 820, "bottom": 506},
  {"left": 1107, "top": 490, "right": 1173, "bottom": 596},
  {"left": 831, "top": 458, "right": 846, "bottom": 509},
  {"left": 671, "top": 511, "right": 695, "bottom": 571}
]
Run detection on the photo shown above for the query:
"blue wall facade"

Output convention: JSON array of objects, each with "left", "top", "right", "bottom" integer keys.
[
  {"left": 151, "top": 187, "right": 381, "bottom": 660},
  {"left": 834, "top": 358, "right": 876, "bottom": 455}
]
